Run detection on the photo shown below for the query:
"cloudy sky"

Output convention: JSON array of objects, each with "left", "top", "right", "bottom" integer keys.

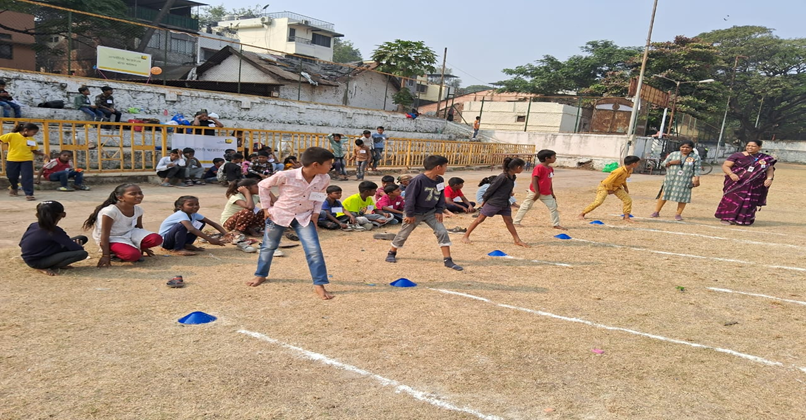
[{"left": 220, "top": 0, "right": 804, "bottom": 86}]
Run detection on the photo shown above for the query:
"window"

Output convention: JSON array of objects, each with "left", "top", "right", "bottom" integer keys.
[
  {"left": 416, "top": 84, "right": 428, "bottom": 93},
  {"left": 0, "top": 34, "right": 11, "bottom": 60},
  {"left": 516, "top": 115, "right": 526, "bottom": 122},
  {"left": 288, "top": 28, "right": 296, "bottom": 41},
  {"left": 171, "top": 38, "right": 194, "bottom": 55},
  {"left": 311, "top": 33, "right": 331, "bottom": 48},
  {"left": 147, "top": 32, "right": 163, "bottom": 49}
]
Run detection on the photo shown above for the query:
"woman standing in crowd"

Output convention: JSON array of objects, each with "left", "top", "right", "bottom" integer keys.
[
  {"left": 715, "top": 140, "right": 776, "bottom": 226},
  {"left": 650, "top": 141, "right": 701, "bottom": 221}
]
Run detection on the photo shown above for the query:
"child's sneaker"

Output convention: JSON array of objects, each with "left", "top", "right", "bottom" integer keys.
[
  {"left": 385, "top": 252, "right": 397, "bottom": 263},
  {"left": 273, "top": 249, "right": 284, "bottom": 257},
  {"left": 56, "top": 186, "right": 73, "bottom": 192},
  {"left": 444, "top": 257, "right": 463, "bottom": 271},
  {"left": 73, "top": 184, "right": 91, "bottom": 191},
  {"left": 236, "top": 241, "right": 257, "bottom": 253}
]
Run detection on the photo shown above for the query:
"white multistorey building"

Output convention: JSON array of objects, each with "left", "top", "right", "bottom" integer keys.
[{"left": 215, "top": 11, "right": 343, "bottom": 61}]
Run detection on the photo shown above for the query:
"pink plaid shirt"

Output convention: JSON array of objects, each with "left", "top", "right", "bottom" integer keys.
[{"left": 258, "top": 168, "right": 330, "bottom": 227}]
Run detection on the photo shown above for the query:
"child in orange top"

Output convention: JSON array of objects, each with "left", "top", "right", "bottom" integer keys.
[
  {"left": 349, "top": 138, "right": 371, "bottom": 180},
  {"left": 579, "top": 156, "right": 641, "bottom": 222}
]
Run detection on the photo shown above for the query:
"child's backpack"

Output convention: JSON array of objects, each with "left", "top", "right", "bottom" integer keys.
[{"left": 216, "top": 163, "right": 228, "bottom": 182}]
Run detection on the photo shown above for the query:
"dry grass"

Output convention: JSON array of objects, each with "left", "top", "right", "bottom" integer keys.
[{"left": 1, "top": 165, "right": 805, "bottom": 419}]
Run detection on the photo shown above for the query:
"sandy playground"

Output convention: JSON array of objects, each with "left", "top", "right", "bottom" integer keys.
[{"left": 1, "top": 164, "right": 805, "bottom": 419}]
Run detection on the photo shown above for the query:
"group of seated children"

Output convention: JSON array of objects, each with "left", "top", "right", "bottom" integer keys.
[
  {"left": 203, "top": 148, "right": 300, "bottom": 186},
  {"left": 156, "top": 148, "right": 208, "bottom": 187},
  {"left": 317, "top": 179, "right": 402, "bottom": 231}
]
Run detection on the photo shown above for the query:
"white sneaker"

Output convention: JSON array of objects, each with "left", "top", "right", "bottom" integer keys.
[
  {"left": 273, "top": 249, "right": 284, "bottom": 257},
  {"left": 236, "top": 241, "right": 257, "bottom": 253}
]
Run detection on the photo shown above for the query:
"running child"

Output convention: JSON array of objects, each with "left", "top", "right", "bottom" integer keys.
[
  {"left": 385, "top": 155, "right": 463, "bottom": 271},
  {"left": 159, "top": 195, "right": 227, "bottom": 255},
  {"left": 578, "top": 155, "right": 641, "bottom": 222},
  {"left": 37, "top": 150, "right": 91, "bottom": 191},
  {"left": 220, "top": 179, "right": 264, "bottom": 237},
  {"left": 1, "top": 122, "right": 44, "bottom": 201},
  {"left": 248, "top": 147, "right": 336, "bottom": 300},
  {"left": 83, "top": 184, "right": 163, "bottom": 266},
  {"left": 19, "top": 200, "right": 89, "bottom": 276},
  {"left": 513, "top": 149, "right": 565, "bottom": 229},
  {"left": 462, "top": 158, "right": 529, "bottom": 247},
  {"left": 318, "top": 185, "right": 357, "bottom": 230}
]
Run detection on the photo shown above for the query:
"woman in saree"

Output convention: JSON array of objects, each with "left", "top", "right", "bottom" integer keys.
[
  {"left": 651, "top": 140, "right": 701, "bottom": 220},
  {"left": 715, "top": 140, "right": 776, "bottom": 225}
]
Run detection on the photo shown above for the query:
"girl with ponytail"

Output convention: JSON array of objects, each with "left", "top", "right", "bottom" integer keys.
[{"left": 19, "top": 200, "right": 88, "bottom": 276}]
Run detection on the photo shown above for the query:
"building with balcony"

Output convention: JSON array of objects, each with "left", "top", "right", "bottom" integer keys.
[{"left": 215, "top": 11, "right": 343, "bottom": 62}]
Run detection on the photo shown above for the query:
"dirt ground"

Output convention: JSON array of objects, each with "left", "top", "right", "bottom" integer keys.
[{"left": 1, "top": 164, "right": 805, "bottom": 419}]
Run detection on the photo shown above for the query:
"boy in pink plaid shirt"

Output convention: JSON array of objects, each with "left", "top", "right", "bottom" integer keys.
[{"left": 248, "top": 147, "right": 336, "bottom": 300}]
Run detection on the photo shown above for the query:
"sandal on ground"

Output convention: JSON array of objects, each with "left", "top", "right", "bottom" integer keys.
[
  {"left": 166, "top": 276, "right": 185, "bottom": 288},
  {"left": 56, "top": 186, "right": 73, "bottom": 192},
  {"left": 649, "top": 212, "right": 660, "bottom": 218},
  {"left": 674, "top": 215, "right": 684, "bottom": 221},
  {"left": 73, "top": 184, "right": 91, "bottom": 191},
  {"left": 373, "top": 233, "right": 396, "bottom": 240},
  {"left": 26, "top": 195, "right": 36, "bottom": 201},
  {"left": 285, "top": 233, "right": 299, "bottom": 241},
  {"left": 160, "top": 182, "right": 173, "bottom": 187},
  {"left": 448, "top": 226, "right": 467, "bottom": 233},
  {"left": 236, "top": 241, "right": 257, "bottom": 253}
]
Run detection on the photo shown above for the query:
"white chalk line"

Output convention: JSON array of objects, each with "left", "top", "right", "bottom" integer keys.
[
  {"left": 430, "top": 289, "right": 806, "bottom": 375},
  {"left": 609, "top": 214, "right": 804, "bottom": 238},
  {"left": 707, "top": 287, "right": 806, "bottom": 307},
  {"left": 570, "top": 238, "right": 806, "bottom": 273},
  {"left": 601, "top": 224, "right": 803, "bottom": 250},
  {"left": 237, "top": 329, "right": 502, "bottom": 420},
  {"left": 496, "top": 254, "right": 572, "bottom": 268}
]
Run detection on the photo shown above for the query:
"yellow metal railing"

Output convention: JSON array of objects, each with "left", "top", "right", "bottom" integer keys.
[{"left": 0, "top": 119, "right": 535, "bottom": 176}]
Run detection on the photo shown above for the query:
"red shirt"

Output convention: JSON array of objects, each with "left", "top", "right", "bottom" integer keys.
[
  {"left": 444, "top": 185, "right": 464, "bottom": 201},
  {"left": 529, "top": 164, "right": 554, "bottom": 196},
  {"left": 377, "top": 194, "right": 404, "bottom": 212},
  {"left": 42, "top": 159, "right": 72, "bottom": 178}
]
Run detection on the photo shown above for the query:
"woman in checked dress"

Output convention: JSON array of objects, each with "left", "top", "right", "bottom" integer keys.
[{"left": 650, "top": 141, "right": 701, "bottom": 221}]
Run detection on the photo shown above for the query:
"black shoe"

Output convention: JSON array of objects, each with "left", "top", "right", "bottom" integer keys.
[
  {"left": 385, "top": 252, "right": 397, "bottom": 263},
  {"left": 444, "top": 257, "right": 463, "bottom": 271}
]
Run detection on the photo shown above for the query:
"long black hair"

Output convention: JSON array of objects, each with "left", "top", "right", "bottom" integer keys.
[
  {"left": 36, "top": 200, "right": 65, "bottom": 232},
  {"left": 83, "top": 184, "right": 137, "bottom": 230},
  {"left": 502, "top": 157, "right": 526, "bottom": 175},
  {"left": 225, "top": 178, "right": 258, "bottom": 198}
]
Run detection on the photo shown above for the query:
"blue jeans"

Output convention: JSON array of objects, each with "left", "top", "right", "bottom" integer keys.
[
  {"left": 371, "top": 148, "right": 383, "bottom": 169},
  {"left": 0, "top": 101, "right": 21, "bottom": 118},
  {"left": 356, "top": 161, "right": 367, "bottom": 180},
  {"left": 6, "top": 161, "right": 34, "bottom": 196},
  {"left": 79, "top": 107, "right": 104, "bottom": 120},
  {"left": 161, "top": 222, "right": 203, "bottom": 251},
  {"left": 255, "top": 218, "right": 329, "bottom": 285},
  {"left": 272, "top": 163, "right": 284, "bottom": 172},
  {"left": 48, "top": 170, "right": 84, "bottom": 187}
]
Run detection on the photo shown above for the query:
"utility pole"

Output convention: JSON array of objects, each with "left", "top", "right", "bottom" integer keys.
[
  {"left": 716, "top": 55, "right": 746, "bottom": 159},
  {"left": 436, "top": 47, "right": 447, "bottom": 118},
  {"left": 625, "top": 0, "right": 659, "bottom": 156}
]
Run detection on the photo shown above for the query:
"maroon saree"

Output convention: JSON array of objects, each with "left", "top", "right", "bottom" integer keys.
[{"left": 714, "top": 152, "right": 776, "bottom": 225}]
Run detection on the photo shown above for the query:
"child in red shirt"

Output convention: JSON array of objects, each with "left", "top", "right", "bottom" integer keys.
[
  {"left": 376, "top": 184, "right": 405, "bottom": 223},
  {"left": 513, "top": 149, "right": 564, "bottom": 229},
  {"left": 444, "top": 177, "right": 476, "bottom": 213},
  {"left": 37, "top": 150, "right": 90, "bottom": 192}
]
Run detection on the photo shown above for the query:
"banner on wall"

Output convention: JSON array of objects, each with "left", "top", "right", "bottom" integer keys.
[{"left": 171, "top": 133, "right": 237, "bottom": 167}]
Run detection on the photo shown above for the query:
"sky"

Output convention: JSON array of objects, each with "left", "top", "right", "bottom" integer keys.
[{"left": 218, "top": 0, "right": 805, "bottom": 87}]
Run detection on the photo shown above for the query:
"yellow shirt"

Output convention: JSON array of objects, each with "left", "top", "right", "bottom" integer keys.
[
  {"left": 601, "top": 166, "right": 632, "bottom": 191},
  {"left": 0, "top": 133, "right": 38, "bottom": 162}
]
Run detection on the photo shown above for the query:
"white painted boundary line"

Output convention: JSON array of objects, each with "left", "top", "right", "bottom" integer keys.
[
  {"left": 571, "top": 238, "right": 806, "bottom": 273},
  {"left": 238, "top": 329, "right": 503, "bottom": 420},
  {"left": 496, "top": 254, "right": 572, "bottom": 268},
  {"left": 707, "top": 287, "right": 806, "bottom": 307},
  {"left": 602, "top": 225, "right": 803, "bottom": 250},
  {"left": 430, "top": 289, "right": 806, "bottom": 375},
  {"left": 609, "top": 214, "right": 805, "bottom": 238}
]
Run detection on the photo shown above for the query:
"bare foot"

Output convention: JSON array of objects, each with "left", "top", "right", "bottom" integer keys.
[
  {"left": 623, "top": 217, "right": 635, "bottom": 223},
  {"left": 247, "top": 276, "right": 267, "bottom": 287},
  {"left": 184, "top": 245, "right": 206, "bottom": 251},
  {"left": 460, "top": 236, "right": 472, "bottom": 244},
  {"left": 515, "top": 240, "right": 530, "bottom": 248},
  {"left": 169, "top": 249, "right": 197, "bottom": 256},
  {"left": 314, "top": 285, "right": 334, "bottom": 300},
  {"left": 553, "top": 225, "right": 567, "bottom": 230},
  {"left": 38, "top": 268, "right": 59, "bottom": 276},
  {"left": 577, "top": 214, "right": 586, "bottom": 220}
]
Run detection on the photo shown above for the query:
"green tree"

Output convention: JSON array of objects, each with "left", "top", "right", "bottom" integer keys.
[
  {"left": 332, "top": 39, "right": 363, "bottom": 63},
  {"left": 494, "top": 40, "right": 640, "bottom": 95},
  {"left": 461, "top": 84, "right": 493, "bottom": 95},
  {"left": 371, "top": 40, "right": 437, "bottom": 77},
  {"left": 196, "top": 4, "right": 226, "bottom": 27}
]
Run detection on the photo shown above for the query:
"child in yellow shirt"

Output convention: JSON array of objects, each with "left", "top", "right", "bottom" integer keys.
[
  {"left": 1, "top": 123, "right": 44, "bottom": 201},
  {"left": 578, "top": 156, "right": 641, "bottom": 222}
]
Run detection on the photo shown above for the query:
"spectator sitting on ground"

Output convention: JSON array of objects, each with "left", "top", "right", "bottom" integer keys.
[
  {"left": 0, "top": 80, "right": 21, "bottom": 118},
  {"left": 219, "top": 152, "right": 245, "bottom": 185},
  {"left": 374, "top": 175, "right": 396, "bottom": 203},
  {"left": 342, "top": 181, "right": 396, "bottom": 227},
  {"left": 204, "top": 158, "right": 225, "bottom": 183},
  {"left": 36, "top": 150, "right": 90, "bottom": 191},
  {"left": 444, "top": 177, "right": 476, "bottom": 213},
  {"left": 182, "top": 148, "right": 205, "bottom": 185},
  {"left": 191, "top": 111, "right": 223, "bottom": 135},
  {"left": 74, "top": 87, "right": 103, "bottom": 121},
  {"left": 376, "top": 184, "right": 405, "bottom": 224},
  {"left": 318, "top": 185, "right": 358, "bottom": 230},
  {"left": 266, "top": 147, "right": 283, "bottom": 172},
  {"left": 156, "top": 149, "right": 186, "bottom": 187},
  {"left": 284, "top": 156, "right": 301, "bottom": 170},
  {"left": 247, "top": 151, "right": 273, "bottom": 180},
  {"left": 223, "top": 149, "right": 236, "bottom": 162},
  {"left": 95, "top": 86, "right": 121, "bottom": 123}
]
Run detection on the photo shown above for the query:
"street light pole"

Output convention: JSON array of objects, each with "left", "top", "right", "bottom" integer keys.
[
  {"left": 625, "top": 0, "right": 659, "bottom": 156},
  {"left": 652, "top": 75, "right": 714, "bottom": 137}
]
